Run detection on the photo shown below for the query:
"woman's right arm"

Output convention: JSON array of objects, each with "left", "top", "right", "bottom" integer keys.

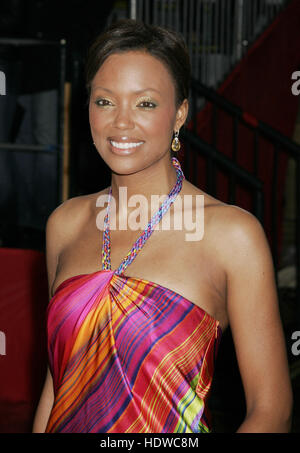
[
  {"left": 32, "top": 196, "right": 87, "bottom": 432},
  {"left": 32, "top": 366, "right": 54, "bottom": 433},
  {"left": 32, "top": 205, "right": 67, "bottom": 433}
]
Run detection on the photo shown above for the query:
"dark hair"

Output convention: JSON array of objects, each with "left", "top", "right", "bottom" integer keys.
[{"left": 85, "top": 19, "right": 191, "bottom": 110}]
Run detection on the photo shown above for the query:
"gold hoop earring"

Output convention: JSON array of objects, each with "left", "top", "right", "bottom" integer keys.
[{"left": 171, "top": 131, "right": 181, "bottom": 152}]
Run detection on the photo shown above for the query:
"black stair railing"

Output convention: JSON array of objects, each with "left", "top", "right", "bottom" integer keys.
[
  {"left": 182, "top": 78, "right": 300, "bottom": 324},
  {"left": 181, "top": 127, "right": 264, "bottom": 223}
]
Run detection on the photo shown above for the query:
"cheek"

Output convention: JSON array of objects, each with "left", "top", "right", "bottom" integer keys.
[
  {"left": 143, "top": 108, "right": 175, "bottom": 139},
  {"left": 89, "top": 105, "right": 104, "bottom": 132}
]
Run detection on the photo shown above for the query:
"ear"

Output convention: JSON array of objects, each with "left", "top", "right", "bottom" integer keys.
[{"left": 174, "top": 98, "right": 189, "bottom": 131}]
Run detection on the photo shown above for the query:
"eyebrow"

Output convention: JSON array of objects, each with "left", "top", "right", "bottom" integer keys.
[{"left": 92, "top": 86, "right": 161, "bottom": 95}]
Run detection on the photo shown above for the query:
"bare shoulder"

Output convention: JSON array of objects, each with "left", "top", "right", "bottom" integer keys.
[
  {"left": 46, "top": 194, "right": 89, "bottom": 246},
  {"left": 46, "top": 187, "right": 109, "bottom": 254},
  {"left": 214, "top": 204, "right": 267, "bottom": 245},
  {"left": 182, "top": 179, "right": 265, "bottom": 245},
  {"left": 209, "top": 202, "right": 263, "bottom": 230},
  {"left": 209, "top": 203, "right": 272, "bottom": 275},
  {"left": 45, "top": 188, "right": 110, "bottom": 294}
]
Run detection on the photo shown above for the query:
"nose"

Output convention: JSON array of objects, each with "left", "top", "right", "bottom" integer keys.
[{"left": 112, "top": 103, "right": 135, "bottom": 130}]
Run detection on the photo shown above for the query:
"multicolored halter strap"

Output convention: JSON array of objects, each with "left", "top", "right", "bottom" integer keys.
[{"left": 101, "top": 157, "right": 185, "bottom": 276}]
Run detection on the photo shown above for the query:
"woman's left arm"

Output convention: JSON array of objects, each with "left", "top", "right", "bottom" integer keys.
[{"left": 221, "top": 207, "right": 293, "bottom": 433}]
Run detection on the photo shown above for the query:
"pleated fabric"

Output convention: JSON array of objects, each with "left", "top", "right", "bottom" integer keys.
[{"left": 45, "top": 269, "right": 222, "bottom": 433}]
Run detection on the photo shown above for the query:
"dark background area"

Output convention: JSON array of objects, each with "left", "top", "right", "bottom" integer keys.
[{"left": 0, "top": 0, "right": 117, "bottom": 249}]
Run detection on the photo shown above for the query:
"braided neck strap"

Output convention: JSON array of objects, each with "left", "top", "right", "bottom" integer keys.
[{"left": 101, "top": 156, "right": 185, "bottom": 275}]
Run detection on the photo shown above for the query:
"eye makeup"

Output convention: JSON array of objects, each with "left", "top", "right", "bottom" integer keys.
[
  {"left": 136, "top": 96, "right": 158, "bottom": 108},
  {"left": 94, "top": 98, "right": 113, "bottom": 107},
  {"left": 93, "top": 95, "right": 158, "bottom": 109}
]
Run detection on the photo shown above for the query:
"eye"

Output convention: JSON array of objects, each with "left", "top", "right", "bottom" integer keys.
[
  {"left": 138, "top": 101, "right": 157, "bottom": 109},
  {"left": 95, "top": 98, "right": 113, "bottom": 107}
]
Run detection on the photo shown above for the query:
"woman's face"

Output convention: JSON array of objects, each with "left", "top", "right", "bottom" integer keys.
[{"left": 89, "top": 50, "right": 188, "bottom": 175}]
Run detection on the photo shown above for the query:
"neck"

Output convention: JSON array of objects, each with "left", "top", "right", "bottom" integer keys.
[{"left": 110, "top": 154, "right": 179, "bottom": 218}]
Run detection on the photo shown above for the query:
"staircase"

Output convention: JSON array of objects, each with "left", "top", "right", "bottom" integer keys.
[{"left": 131, "top": 0, "right": 291, "bottom": 88}]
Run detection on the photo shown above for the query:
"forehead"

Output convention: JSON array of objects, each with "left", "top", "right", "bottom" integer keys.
[{"left": 91, "top": 50, "right": 176, "bottom": 97}]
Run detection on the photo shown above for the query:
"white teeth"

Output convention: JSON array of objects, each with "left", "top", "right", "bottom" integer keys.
[{"left": 110, "top": 141, "right": 144, "bottom": 149}]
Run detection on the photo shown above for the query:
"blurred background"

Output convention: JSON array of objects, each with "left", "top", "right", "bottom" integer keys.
[{"left": 0, "top": 0, "right": 300, "bottom": 433}]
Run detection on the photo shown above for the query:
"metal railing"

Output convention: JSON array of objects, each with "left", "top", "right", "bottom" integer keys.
[
  {"left": 185, "top": 79, "right": 300, "bottom": 325},
  {"left": 181, "top": 126, "right": 264, "bottom": 218},
  {"left": 132, "top": 0, "right": 292, "bottom": 88}
]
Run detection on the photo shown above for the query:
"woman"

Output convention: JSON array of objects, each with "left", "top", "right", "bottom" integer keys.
[{"left": 33, "top": 19, "right": 292, "bottom": 433}]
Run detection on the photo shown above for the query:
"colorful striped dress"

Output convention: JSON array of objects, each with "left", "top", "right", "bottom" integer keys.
[{"left": 45, "top": 158, "right": 222, "bottom": 433}]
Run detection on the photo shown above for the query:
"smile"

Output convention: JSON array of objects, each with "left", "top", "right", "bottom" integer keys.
[{"left": 110, "top": 141, "right": 144, "bottom": 149}]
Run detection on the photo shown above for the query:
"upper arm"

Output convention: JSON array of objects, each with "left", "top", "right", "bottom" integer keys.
[
  {"left": 221, "top": 207, "right": 292, "bottom": 418},
  {"left": 32, "top": 366, "right": 54, "bottom": 433},
  {"left": 45, "top": 211, "right": 60, "bottom": 298}
]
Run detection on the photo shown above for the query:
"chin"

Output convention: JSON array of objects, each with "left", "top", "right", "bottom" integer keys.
[
  {"left": 96, "top": 142, "right": 169, "bottom": 176},
  {"left": 99, "top": 153, "right": 148, "bottom": 176}
]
